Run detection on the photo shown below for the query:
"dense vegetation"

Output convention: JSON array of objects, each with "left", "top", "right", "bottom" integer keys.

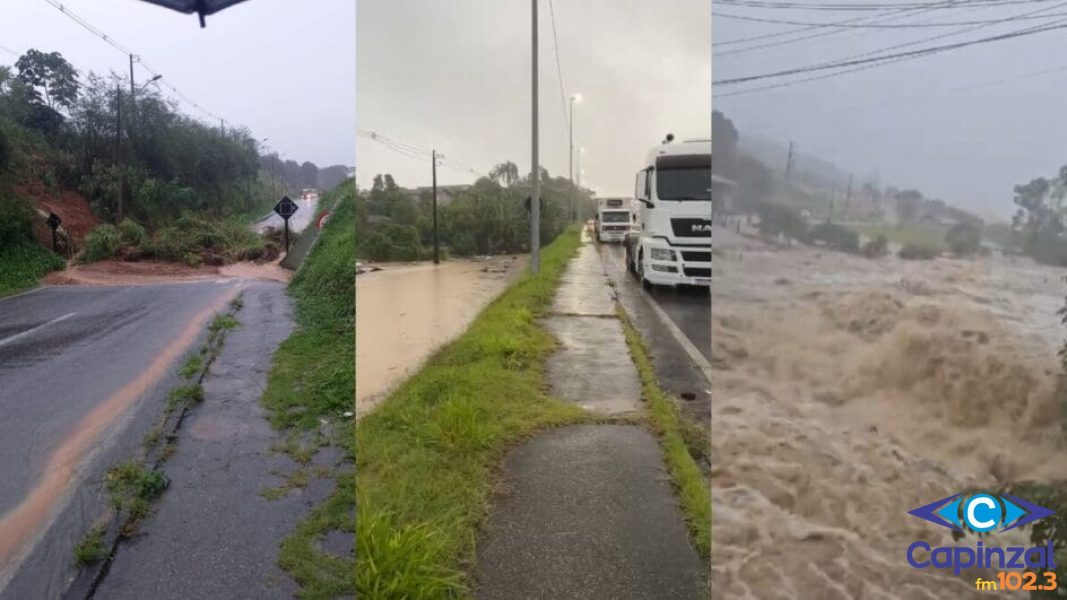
[
  {"left": 356, "top": 165, "right": 593, "bottom": 261},
  {"left": 0, "top": 195, "right": 64, "bottom": 294},
  {"left": 1, "top": 48, "right": 347, "bottom": 272}
]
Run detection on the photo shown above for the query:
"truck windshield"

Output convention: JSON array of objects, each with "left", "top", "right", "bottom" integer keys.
[
  {"left": 657, "top": 167, "right": 711, "bottom": 201},
  {"left": 601, "top": 211, "right": 630, "bottom": 223}
]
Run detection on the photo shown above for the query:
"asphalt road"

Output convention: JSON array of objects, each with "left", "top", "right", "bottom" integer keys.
[
  {"left": 596, "top": 243, "right": 710, "bottom": 361},
  {"left": 0, "top": 281, "right": 238, "bottom": 596}
]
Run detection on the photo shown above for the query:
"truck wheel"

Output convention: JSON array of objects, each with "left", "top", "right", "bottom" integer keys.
[{"left": 636, "top": 251, "right": 652, "bottom": 289}]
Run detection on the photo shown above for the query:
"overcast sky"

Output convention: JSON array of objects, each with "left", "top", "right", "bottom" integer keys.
[
  {"left": 0, "top": 0, "right": 354, "bottom": 168},
  {"left": 713, "top": 2, "right": 1067, "bottom": 221},
  {"left": 356, "top": 0, "right": 710, "bottom": 197}
]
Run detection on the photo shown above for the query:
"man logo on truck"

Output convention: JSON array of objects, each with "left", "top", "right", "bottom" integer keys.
[{"left": 691, "top": 223, "right": 712, "bottom": 234}]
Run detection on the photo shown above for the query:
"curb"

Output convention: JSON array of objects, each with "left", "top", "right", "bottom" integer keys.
[{"left": 62, "top": 297, "right": 244, "bottom": 600}]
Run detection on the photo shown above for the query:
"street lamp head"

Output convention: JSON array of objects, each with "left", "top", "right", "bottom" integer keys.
[
  {"left": 572, "top": 93, "right": 582, "bottom": 103},
  {"left": 150, "top": 75, "right": 162, "bottom": 83}
]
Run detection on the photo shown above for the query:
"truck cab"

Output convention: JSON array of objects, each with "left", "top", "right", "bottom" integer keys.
[
  {"left": 624, "top": 136, "right": 711, "bottom": 288},
  {"left": 595, "top": 197, "right": 634, "bottom": 243}
]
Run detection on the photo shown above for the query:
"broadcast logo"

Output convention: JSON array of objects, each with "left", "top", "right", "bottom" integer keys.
[{"left": 906, "top": 492, "right": 1058, "bottom": 592}]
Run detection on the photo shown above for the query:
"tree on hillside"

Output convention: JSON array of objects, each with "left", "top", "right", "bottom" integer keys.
[
  {"left": 712, "top": 110, "right": 738, "bottom": 159},
  {"left": 15, "top": 50, "right": 78, "bottom": 112}
]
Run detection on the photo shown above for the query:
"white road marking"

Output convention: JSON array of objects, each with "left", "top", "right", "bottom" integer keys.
[
  {"left": 638, "top": 286, "right": 712, "bottom": 385},
  {"left": 0, "top": 312, "right": 76, "bottom": 348}
]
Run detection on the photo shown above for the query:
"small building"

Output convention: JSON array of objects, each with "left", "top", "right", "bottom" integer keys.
[{"left": 712, "top": 174, "right": 738, "bottom": 217}]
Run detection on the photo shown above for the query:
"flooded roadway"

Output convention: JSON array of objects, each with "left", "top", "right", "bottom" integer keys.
[
  {"left": 0, "top": 281, "right": 239, "bottom": 597},
  {"left": 355, "top": 255, "right": 526, "bottom": 417},
  {"left": 711, "top": 226, "right": 1067, "bottom": 598},
  {"left": 254, "top": 192, "right": 320, "bottom": 234}
]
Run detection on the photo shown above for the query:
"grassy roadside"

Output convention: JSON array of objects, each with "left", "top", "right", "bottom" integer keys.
[
  {"left": 259, "top": 181, "right": 355, "bottom": 599},
  {"left": 355, "top": 228, "right": 585, "bottom": 599},
  {"left": 0, "top": 241, "right": 63, "bottom": 296},
  {"left": 616, "top": 306, "right": 711, "bottom": 560}
]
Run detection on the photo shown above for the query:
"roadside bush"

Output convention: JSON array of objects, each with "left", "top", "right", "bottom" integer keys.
[
  {"left": 898, "top": 242, "right": 940, "bottom": 260},
  {"left": 809, "top": 222, "right": 859, "bottom": 253},
  {"left": 757, "top": 202, "right": 809, "bottom": 242},
  {"left": 83, "top": 224, "right": 122, "bottom": 262},
  {"left": 862, "top": 234, "right": 889, "bottom": 258},
  {"left": 359, "top": 223, "right": 421, "bottom": 262},
  {"left": 945, "top": 221, "right": 982, "bottom": 256},
  {"left": 117, "top": 218, "right": 148, "bottom": 246}
]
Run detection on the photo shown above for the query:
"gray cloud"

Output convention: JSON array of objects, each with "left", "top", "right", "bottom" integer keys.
[{"left": 357, "top": 0, "right": 710, "bottom": 197}]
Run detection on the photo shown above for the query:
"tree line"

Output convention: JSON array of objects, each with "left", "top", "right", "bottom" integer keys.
[{"left": 355, "top": 163, "right": 593, "bottom": 261}]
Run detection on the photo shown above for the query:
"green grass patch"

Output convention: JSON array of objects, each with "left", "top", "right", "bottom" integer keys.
[
  {"left": 178, "top": 353, "right": 204, "bottom": 380},
  {"left": 74, "top": 525, "right": 107, "bottom": 566},
  {"left": 354, "top": 228, "right": 586, "bottom": 599},
  {"left": 166, "top": 384, "right": 204, "bottom": 413},
  {"left": 209, "top": 313, "right": 241, "bottom": 333},
  {"left": 616, "top": 306, "right": 711, "bottom": 560}
]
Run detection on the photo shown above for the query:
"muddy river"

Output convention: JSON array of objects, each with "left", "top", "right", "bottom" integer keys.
[
  {"left": 711, "top": 226, "right": 1067, "bottom": 598},
  {"left": 355, "top": 255, "right": 526, "bottom": 417}
]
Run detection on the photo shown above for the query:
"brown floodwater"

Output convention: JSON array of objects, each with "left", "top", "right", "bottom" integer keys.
[
  {"left": 355, "top": 255, "right": 526, "bottom": 417},
  {"left": 711, "top": 226, "right": 1067, "bottom": 599}
]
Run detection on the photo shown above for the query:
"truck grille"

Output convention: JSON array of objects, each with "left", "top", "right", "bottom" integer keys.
[
  {"left": 681, "top": 251, "right": 711, "bottom": 262},
  {"left": 683, "top": 267, "right": 711, "bottom": 278},
  {"left": 603, "top": 225, "right": 628, "bottom": 231},
  {"left": 670, "top": 218, "right": 711, "bottom": 238}
]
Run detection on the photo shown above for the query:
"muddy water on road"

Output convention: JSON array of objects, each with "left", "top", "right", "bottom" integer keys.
[
  {"left": 712, "top": 228, "right": 1067, "bottom": 599},
  {"left": 355, "top": 256, "right": 526, "bottom": 417}
]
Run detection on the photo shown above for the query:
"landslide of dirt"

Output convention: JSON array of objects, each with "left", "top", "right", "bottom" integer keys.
[
  {"left": 16, "top": 182, "right": 98, "bottom": 251},
  {"left": 43, "top": 260, "right": 222, "bottom": 286}
]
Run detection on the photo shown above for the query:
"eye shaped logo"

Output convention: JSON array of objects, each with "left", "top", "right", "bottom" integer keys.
[{"left": 909, "top": 493, "right": 1055, "bottom": 533}]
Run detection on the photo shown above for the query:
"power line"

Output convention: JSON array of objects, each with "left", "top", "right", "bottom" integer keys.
[
  {"left": 716, "top": 5, "right": 955, "bottom": 56},
  {"left": 0, "top": 44, "right": 18, "bottom": 57},
  {"left": 357, "top": 129, "right": 485, "bottom": 177},
  {"left": 715, "top": 0, "right": 1061, "bottom": 11},
  {"left": 714, "top": 8, "right": 1067, "bottom": 27},
  {"left": 547, "top": 0, "right": 570, "bottom": 135},
  {"left": 42, "top": 0, "right": 223, "bottom": 123},
  {"left": 714, "top": 17, "right": 1067, "bottom": 87}
]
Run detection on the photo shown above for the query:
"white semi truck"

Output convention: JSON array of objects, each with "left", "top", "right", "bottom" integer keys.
[
  {"left": 594, "top": 197, "right": 635, "bottom": 243},
  {"left": 624, "top": 135, "right": 711, "bottom": 288}
]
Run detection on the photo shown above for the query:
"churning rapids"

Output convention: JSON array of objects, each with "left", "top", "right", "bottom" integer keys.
[{"left": 711, "top": 226, "right": 1067, "bottom": 599}]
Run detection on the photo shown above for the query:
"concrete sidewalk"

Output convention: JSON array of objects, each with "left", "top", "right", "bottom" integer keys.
[
  {"left": 93, "top": 282, "right": 345, "bottom": 599},
  {"left": 474, "top": 234, "right": 706, "bottom": 599}
]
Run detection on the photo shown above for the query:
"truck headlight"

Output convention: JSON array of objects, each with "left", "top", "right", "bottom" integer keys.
[{"left": 650, "top": 248, "right": 675, "bottom": 261}]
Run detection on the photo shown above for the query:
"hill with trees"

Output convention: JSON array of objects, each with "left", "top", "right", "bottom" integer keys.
[{"left": 0, "top": 48, "right": 346, "bottom": 288}]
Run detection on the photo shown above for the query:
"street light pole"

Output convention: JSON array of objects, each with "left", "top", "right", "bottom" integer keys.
[
  {"left": 530, "top": 0, "right": 540, "bottom": 275},
  {"left": 568, "top": 94, "right": 580, "bottom": 221}
]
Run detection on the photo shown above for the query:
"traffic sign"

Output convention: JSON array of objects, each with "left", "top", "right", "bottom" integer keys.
[
  {"left": 47, "top": 213, "right": 61, "bottom": 230},
  {"left": 274, "top": 196, "right": 299, "bottom": 220}
]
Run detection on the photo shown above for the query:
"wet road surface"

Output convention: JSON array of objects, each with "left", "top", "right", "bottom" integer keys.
[
  {"left": 254, "top": 193, "right": 319, "bottom": 234},
  {"left": 94, "top": 281, "right": 343, "bottom": 599},
  {"left": 597, "top": 243, "right": 709, "bottom": 362},
  {"left": 595, "top": 242, "right": 710, "bottom": 426},
  {"left": 0, "top": 281, "right": 238, "bottom": 595}
]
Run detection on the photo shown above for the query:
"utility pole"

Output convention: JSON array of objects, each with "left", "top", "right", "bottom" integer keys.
[
  {"left": 530, "top": 0, "right": 540, "bottom": 274},
  {"left": 432, "top": 149, "right": 440, "bottom": 265},
  {"left": 844, "top": 173, "right": 853, "bottom": 221},
  {"left": 115, "top": 84, "right": 125, "bottom": 224},
  {"left": 785, "top": 141, "right": 795, "bottom": 182}
]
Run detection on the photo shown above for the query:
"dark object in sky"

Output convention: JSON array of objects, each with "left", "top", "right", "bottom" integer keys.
[{"left": 135, "top": 0, "right": 250, "bottom": 28}]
